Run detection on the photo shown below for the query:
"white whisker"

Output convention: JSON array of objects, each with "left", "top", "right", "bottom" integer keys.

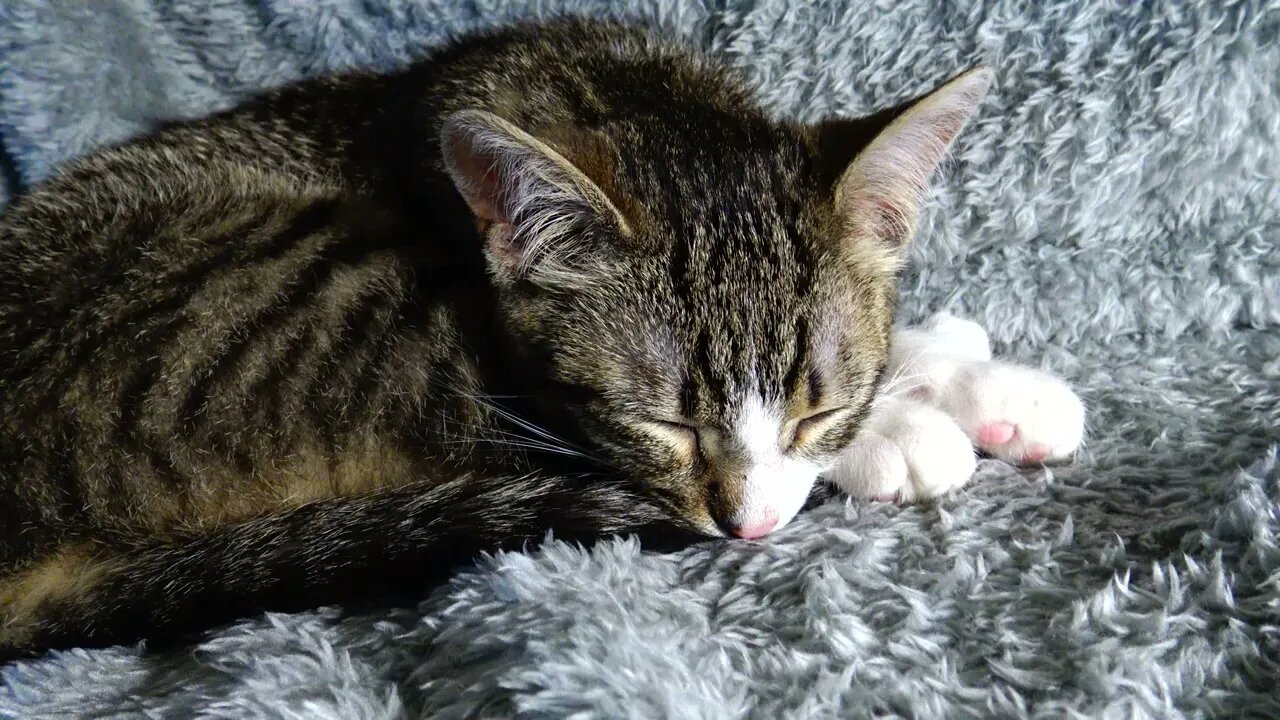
[{"left": 442, "top": 388, "right": 616, "bottom": 469}]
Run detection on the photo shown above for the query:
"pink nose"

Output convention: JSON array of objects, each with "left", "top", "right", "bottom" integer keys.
[{"left": 732, "top": 515, "right": 779, "bottom": 540}]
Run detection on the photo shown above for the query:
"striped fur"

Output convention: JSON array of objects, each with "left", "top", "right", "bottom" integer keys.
[{"left": 0, "top": 19, "right": 987, "bottom": 657}]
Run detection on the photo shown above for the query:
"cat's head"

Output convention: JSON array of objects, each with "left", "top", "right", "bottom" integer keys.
[{"left": 442, "top": 67, "right": 992, "bottom": 538}]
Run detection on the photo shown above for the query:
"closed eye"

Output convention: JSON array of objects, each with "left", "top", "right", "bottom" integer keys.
[
  {"left": 790, "top": 407, "right": 848, "bottom": 448},
  {"left": 646, "top": 419, "right": 703, "bottom": 458},
  {"left": 653, "top": 419, "right": 701, "bottom": 438}
]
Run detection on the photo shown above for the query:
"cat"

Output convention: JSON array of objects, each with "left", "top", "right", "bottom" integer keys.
[{"left": 0, "top": 18, "right": 1077, "bottom": 660}]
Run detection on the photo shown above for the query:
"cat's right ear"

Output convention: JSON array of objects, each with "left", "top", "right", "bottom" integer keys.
[{"left": 440, "top": 109, "right": 631, "bottom": 287}]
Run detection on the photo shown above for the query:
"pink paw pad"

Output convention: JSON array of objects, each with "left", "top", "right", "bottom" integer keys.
[
  {"left": 1021, "top": 443, "right": 1052, "bottom": 464},
  {"left": 976, "top": 422, "right": 1017, "bottom": 446}
]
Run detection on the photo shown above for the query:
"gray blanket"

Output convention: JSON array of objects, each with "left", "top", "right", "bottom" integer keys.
[{"left": 1, "top": 1, "right": 1277, "bottom": 717}]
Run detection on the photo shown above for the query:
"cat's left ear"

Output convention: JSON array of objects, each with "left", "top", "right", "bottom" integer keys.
[
  {"left": 440, "top": 109, "right": 631, "bottom": 287},
  {"left": 818, "top": 67, "right": 993, "bottom": 263}
]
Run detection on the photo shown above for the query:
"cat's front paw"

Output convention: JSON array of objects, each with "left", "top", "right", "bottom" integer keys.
[
  {"left": 936, "top": 361, "right": 1085, "bottom": 465},
  {"left": 825, "top": 396, "right": 976, "bottom": 503}
]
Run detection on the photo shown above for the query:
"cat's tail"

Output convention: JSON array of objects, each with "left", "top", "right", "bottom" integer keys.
[{"left": 0, "top": 473, "right": 689, "bottom": 660}]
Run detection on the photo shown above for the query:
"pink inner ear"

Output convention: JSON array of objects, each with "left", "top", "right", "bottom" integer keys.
[
  {"left": 451, "top": 140, "right": 510, "bottom": 224},
  {"left": 861, "top": 195, "right": 910, "bottom": 245}
]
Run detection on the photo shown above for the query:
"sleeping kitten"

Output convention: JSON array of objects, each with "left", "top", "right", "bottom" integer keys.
[{"left": 0, "top": 19, "right": 1070, "bottom": 659}]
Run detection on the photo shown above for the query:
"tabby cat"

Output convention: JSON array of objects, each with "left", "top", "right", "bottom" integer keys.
[{"left": 0, "top": 19, "right": 995, "bottom": 658}]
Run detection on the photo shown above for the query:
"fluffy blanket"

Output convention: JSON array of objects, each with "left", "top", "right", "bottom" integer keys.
[{"left": 1, "top": 1, "right": 1277, "bottom": 717}]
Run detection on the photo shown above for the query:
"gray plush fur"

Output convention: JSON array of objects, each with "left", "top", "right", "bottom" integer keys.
[{"left": 0, "top": 1, "right": 1277, "bottom": 718}]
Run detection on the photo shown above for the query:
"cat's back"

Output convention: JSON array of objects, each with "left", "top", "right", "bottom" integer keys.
[{"left": 0, "top": 19, "right": 761, "bottom": 561}]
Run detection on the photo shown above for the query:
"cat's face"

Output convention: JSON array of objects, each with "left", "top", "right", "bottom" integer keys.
[
  {"left": 443, "top": 67, "right": 992, "bottom": 537},
  {"left": 507, "top": 221, "right": 895, "bottom": 538}
]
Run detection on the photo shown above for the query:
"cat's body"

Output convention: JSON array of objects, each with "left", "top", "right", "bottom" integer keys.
[
  {"left": 2, "top": 21, "right": 705, "bottom": 656},
  {"left": 0, "top": 20, "right": 1066, "bottom": 659}
]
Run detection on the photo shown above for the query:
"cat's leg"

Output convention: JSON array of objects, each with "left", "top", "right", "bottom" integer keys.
[
  {"left": 823, "top": 312, "right": 1086, "bottom": 506},
  {"left": 889, "top": 312, "right": 1086, "bottom": 466},
  {"left": 825, "top": 395, "right": 977, "bottom": 503}
]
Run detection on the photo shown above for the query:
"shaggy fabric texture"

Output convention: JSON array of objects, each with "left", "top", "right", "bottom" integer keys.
[{"left": 1, "top": 1, "right": 1278, "bottom": 717}]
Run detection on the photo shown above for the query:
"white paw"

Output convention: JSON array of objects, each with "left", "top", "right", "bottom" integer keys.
[
  {"left": 935, "top": 361, "right": 1085, "bottom": 465},
  {"left": 917, "top": 312, "right": 993, "bottom": 362},
  {"left": 826, "top": 396, "right": 976, "bottom": 503},
  {"left": 882, "top": 312, "right": 992, "bottom": 400}
]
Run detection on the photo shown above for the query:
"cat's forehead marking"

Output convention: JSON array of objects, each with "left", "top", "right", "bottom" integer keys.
[{"left": 736, "top": 395, "right": 784, "bottom": 463}]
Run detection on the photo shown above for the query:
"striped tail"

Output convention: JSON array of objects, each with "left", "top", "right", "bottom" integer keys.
[{"left": 0, "top": 473, "right": 690, "bottom": 660}]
